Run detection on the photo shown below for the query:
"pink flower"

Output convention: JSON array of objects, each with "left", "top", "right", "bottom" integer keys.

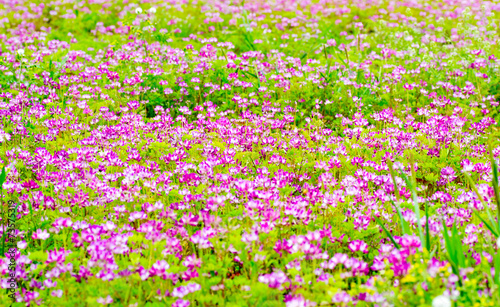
[
  {"left": 32, "top": 229, "right": 50, "bottom": 240},
  {"left": 46, "top": 248, "right": 69, "bottom": 264},
  {"left": 17, "top": 241, "right": 27, "bottom": 249},
  {"left": 440, "top": 166, "right": 456, "bottom": 182},
  {"left": 172, "top": 299, "right": 190, "bottom": 307},
  {"left": 172, "top": 283, "right": 201, "bottom": 298},
  {"left": 43, "top": 279, "right": 57, "bottom": 288},
  {"left": 182, "top": 255, "right": 202, "bottom": 269},
  {"left": 461, "top": 159, "right": 474, "bottom": 173},
  {"left": 348, "top": 240, "right": 368, "bottom": 253},
  {"left": 97, "top": 295, "right": 113, "bottom": 305}
]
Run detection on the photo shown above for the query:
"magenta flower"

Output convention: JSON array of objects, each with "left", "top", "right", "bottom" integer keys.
[
  {"left": 348, "top": 240, "right": 368, "bottom": 253},
  {"left": 258, "top": 271, "right": 289, "bottom": 290},
  {"left": 46, "top": 248, "right": 69, "bottom": 264},
  {"left": 32, "top": 229, "right": 50, "bottom": 240},
  {"left": 327, "top": 39, "right": 336, "bottom": 47},
  {"left": 172, "top": 283, "right": 201, "bottom": 298},
  {"left": 440, "top": 166, "right": 456, "bottom": 182},
  {"left": 172, "top": 299, "right": 190, "bottom": 307}
]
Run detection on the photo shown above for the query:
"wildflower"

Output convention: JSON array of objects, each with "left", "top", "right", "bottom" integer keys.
[
  {"left": 348, "top": 240, "right": 368, "bottom": 253},
  {"left": 43, "top": 279, "right": 57, "bottom": 288},
  {"left": 440, "top": 167, "right": 456, "bottom": 182},
  {"left": 172, "top": 299, "right": 190, "bottom": 307},
  {"left": 258, "top": 271, "right": 289, "bottom": 290},
  {"left": 135, "top": 7, "right": 143, "bottom": 14},
  {"left": 32, "top": 229, "right": 50, "bottom": 240},
  {"left": 461, "top": 159, "right": 474, "bottom": 173},
  {"left": 0, "top": 130, "right": 11, "bottom": 142},
  {"left": 17, "top": 240, "right": 27, "bottom": 249},
  {"left": 97, "top": 295, "right": 113, "bottom": 305},
  {"left": 172, "top": 283, "right": 201, "bottom": 298}
]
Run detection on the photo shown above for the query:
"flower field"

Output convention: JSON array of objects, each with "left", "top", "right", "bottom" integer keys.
[{"left": 1, "top": 0, "right": 500, "bottom": 306}]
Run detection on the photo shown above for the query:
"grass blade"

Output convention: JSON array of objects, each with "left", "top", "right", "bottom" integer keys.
[
  {"left": 441, "top": 220, "right": 457, "bottom": 265},
  {"left": 0, "top": 166, "right": 6, "bottom": 191},
  {"left": 400, "top": 170, "right": 425, "bottom": 249},
  {"left": 451, "top": 223, "right": 465, "bottom": 267},
  {"left": 425, "top": 200, "right": 431, "bottom": 251},
  {"left": 488, "top": 137, "right": 500, "bottom": 230},
  {"left": 374, "top": 215, "right": 400, "bottom": 249},
  {"left": 464, "top": 172, "right": 498, "bottom": 236},
  {"left": 391, "top": 200, "right": 410, "bottom": 235},
  {"left": 387, "top": 160, "right": 401, "bottom": 202},
  {"left": 475, "top": 212, "right": 499, "bottom": 237},
  {"left": 495, "top": 252, "right": 500, "bottom": 287}
]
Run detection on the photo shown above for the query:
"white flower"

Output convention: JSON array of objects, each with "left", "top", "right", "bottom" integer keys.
[
  {"left": 17, "top": 49, "right": 24, "bottom": 56},
  {"left": 496, "top": 237, "right": 500, "bottom": 249},
  {"left": 149, "top": 7, "right": 156, "bottom": 14},
  {"left": 0, "top": 131, "right": 11, "bottom": 142},
  {"left": 135, "top": 7, "right": 143, "bottom": 14},
  {"left": 17, "top": 240, "right": 27, "bottom": 249},
  {"left": 432, "top": 295, "right": 451, "bottom": 307}
]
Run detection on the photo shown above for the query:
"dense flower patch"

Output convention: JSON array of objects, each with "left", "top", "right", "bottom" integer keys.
[{"left": 1, "top": 0, "right": 500, "bottom": 306}]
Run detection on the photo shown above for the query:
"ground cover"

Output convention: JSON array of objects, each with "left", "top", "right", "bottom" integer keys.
[{"left": 1, "top": 0, "right": 500, "bottom": 306}]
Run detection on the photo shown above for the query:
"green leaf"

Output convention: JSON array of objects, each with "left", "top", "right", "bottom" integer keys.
[
  {"left": 129, "top": 234, "right": 144, "bottom": 244},
  {"left": 168, "top": 189, "right": 182, "bottom": 202},
  {"left": 195, "top": 184, "right": 207, "bottom": 194},
  {"left": 278, "top": 186, "right": 295, "bottom": 197},
  {"left": 130, "top": 253, "right": 141, "bottom": 265},
  {"left": 29, "top": 250, "right": 48, "bottom": 262},
  {"left": 286, "top": 148, "right": 301, "bottom": 161}
]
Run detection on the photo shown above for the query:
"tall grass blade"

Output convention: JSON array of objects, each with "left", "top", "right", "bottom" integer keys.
[
  {"left": 425, "top": 200, "right": 431, "bottom": 251},
  {"left": 391, "top": 200, "right": 410, "bottom": 235},
  {"left": 488, "top": 137, "right": 500, "bottom": 230},
  {"left": 451, "top": 223, "right": 465, "bottom": 267},
  {"left": 374, "top": 215, "right": 400, "bottom": 249},
  {"left": 387, "top": 160, "right": 401, "bottom": 202},
  {"left": 464, "top": 172, "right": 499, "bottom": 236},
  {"left": 475, "top": 212, "right": 499, "bottom": 237},
  {"left": 400, "top": 171, "right": 425, "bottom": 250},
  {"left": 495, "top": 252, "right": 500, "bottom": 287},
  {"left": 0, "top": 166, "right": 5, "bottom": 191}
]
